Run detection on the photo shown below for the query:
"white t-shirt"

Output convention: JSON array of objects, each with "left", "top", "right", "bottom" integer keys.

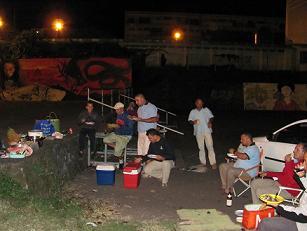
[{"left": 188, "top": 107, "right": 214, "bottom": 136}]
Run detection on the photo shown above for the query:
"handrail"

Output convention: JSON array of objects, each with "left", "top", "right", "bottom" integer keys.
[
  {"left": 88, "top": 90, "right": 184, "bottom": 135},
  {"left": 120, "top": 94, "right": 177, "bottom": 116}
]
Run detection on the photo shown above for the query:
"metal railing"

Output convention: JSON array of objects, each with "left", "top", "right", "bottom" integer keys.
[
  {"left": 119, "top": 93, "right": 176, "bottom": 126},
  {"left": 87, "top": 88, "right": 184, "bottom": 135}
]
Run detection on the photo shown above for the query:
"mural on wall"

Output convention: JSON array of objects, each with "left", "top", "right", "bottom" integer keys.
[
  {"left": 18, "top": 58, "right": 132, "bottom": 96},
  {"left": 244, "top": 82, "right": 307, "bottom": 111}
]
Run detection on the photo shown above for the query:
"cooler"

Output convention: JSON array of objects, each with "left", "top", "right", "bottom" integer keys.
[
  {"left": 96, "top": 164, "right": 116, "bottom": 185},
  {"left": 123, "top": 163, "right": 142, "bottom": 189}
]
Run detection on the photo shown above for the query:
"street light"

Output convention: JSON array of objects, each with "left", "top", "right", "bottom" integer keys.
[
  {"left": 52, "top": 19, "right": 64, "bottom": 32},
  {"left": 0, "top": 17, "right": 4, "bottom": 29},
  {"left": 172, "top": 29, "right": 184, "bottom": 41}
]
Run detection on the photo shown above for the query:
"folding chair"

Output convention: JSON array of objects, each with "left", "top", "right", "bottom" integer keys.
[
  {"left": 278, "top": 186, "right": 304, "bottom": 205},
  {"left": 233, "top": 165, "right": 261, "bottom": 197}
]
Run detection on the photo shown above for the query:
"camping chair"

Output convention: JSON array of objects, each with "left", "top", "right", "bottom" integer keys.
[
  {"left": 233, "top": 164, "right": 261, "bottom": 197},
  {"left": 277, "top": 186, "right": 304, "bottom": 205},
  {"left": 232, "top": 149, "right": 264, "bottom": 197}
]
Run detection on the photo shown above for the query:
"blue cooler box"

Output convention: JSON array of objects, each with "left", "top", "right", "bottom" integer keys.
[{"left": 96, "top": 164, "right": 116, "bottom": 185}]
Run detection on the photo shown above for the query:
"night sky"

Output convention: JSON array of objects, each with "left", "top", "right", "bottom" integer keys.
[{"left": 0, "top": 0, "right": 286, "bottom": 38}]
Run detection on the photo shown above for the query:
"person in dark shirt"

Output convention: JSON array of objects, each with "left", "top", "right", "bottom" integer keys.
[
  {"left": 135, "top": 128, "right": 175, "bottom": 187},
  {"left": 103, "top": 102, "right": 134, "bottom": 163},
  {"left": 78, "top": 101, "right": 101, "bottom": 155}
]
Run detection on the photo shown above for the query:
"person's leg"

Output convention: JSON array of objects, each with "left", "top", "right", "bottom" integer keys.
[
  {"left": 137, "top": 132, "right": 147, "bottom": 156},
  {"left": 143, "top": 160, "right": 163, "bottom": 180},
  {"left": 103, "top": 132, "right": 116, "bottom": 145},
  {"left": 79, "top": 129, "right": 87, "bottom": 152},
  {"left": 225, "top": 166, "right": 245, "bottom": 192},
  {"left": 114, "top": 135, "right": 130, "bottom": 157},
  {"left": 258, "top": 217, "right": 298, "bottom": 231},
  {"left": 161, "top": 160, "right": 175, "bottom": 185},
  {"left": 196, "top": 135, "right": 206, "bottom": 165},
  {"left": 251, "top": 179, "right": 279, "bottom": 204},
  {"left": 88, "top": 129, "right": 96, "bottom": 153},
  {"left": 219, "top": 163, "right": 233, "bottom": 190},
  {"left": 204, "top": 133, "right": 216, "bottom": 168}
]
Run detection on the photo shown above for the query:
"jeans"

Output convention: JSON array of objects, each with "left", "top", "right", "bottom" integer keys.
[{"left": 79, "top": 128, "right": 96, "bottom": 152}]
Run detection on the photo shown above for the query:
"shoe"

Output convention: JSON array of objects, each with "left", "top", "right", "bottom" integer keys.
[
  {"left": 211, "top": 164, "right": 217, "bottom": 170},
  {"left": 162, "top": 183, "right": 168, "bottom": 188}
]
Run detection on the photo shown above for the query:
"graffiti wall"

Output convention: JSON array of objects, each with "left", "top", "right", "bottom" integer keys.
[
  {"left": 19, "top": 58, "right": 132, "bottom": 96},
  {"left": 244, "top": 82, "right": 307, "bottom": 111}
]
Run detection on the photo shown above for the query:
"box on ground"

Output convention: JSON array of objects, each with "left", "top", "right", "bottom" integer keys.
[
  {"left": 123, "top": 162, "right": 142, "bottom": 189},
  {"left": 96, "top": 164, "right": 116, "bottom": 185}
]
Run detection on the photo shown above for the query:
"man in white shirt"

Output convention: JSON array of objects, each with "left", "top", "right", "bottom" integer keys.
[
  {"left": 188, "top": 98, "right": 217, "bottom": 169},
  {"left": 130, "top": 94, "right": 158, "bottom": 156}
]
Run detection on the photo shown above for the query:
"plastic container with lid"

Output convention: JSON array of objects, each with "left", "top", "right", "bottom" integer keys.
[
  {"left": 123, "top": 163, "right": 142, "bottom": 189},
  {"left": 96, "top": 164, "right": 116, "bottom": 185}
]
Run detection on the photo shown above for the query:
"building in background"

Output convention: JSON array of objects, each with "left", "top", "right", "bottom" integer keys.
[{"left": 125, "top": 11, "right": 284, "bottom": 45}]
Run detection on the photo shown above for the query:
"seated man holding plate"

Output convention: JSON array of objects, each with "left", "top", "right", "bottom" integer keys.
[
  {"left": 219, "top": 132, "right": 260, "bottom": 194},
  {"left": 135, "top": 128, "right": 175, "bottom": 187}
]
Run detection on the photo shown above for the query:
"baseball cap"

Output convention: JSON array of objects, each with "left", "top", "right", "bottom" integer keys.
[{"left": 114, "top": 102, "right": 125, "bottom": 110}]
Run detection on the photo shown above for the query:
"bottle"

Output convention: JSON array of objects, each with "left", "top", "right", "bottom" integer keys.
[{"left": 226, "top": 193, "right": 232, "bottom": 207}]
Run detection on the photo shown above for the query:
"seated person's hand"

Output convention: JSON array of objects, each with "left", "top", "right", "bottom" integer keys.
[
  {"left": 259, "top": 171, "right": 267, "bottom": 177},
  {"left": 134, "top": 157, "right": 142, "bottom": 164},
  {"left": 116, "top": 119, "right": 125, "bottom": 126},
  {"left": 155, "top": 155, "right": 165, "bottom": 161},
  {"left": 284, "top": 153, "right": 292, "bottom": 162}
]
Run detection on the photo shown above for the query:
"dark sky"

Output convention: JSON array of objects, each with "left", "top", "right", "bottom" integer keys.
[{"left": 0, "top": 0, "right": 286, "bottom": 37}]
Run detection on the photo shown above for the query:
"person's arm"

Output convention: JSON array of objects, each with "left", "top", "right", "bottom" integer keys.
[
  {"left": 276, "top": 205, "right": 307, "bottom": 223},
  {"left": 160, "top": 142, "right": 174, "bottom": 160},
  {"left": 188, "top": 110, "right": 197, "bottom": 125},
  {"left": 266, "top": 161, "right": 293, "bottom": 178},
  {"left": 234, "top": 151, "right": 249, "bottom": 160},
  {"left": 78, "top": 112, "right": 86, "bottom": 125}
]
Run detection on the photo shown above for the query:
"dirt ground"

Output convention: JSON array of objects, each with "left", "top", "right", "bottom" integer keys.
[{"left": 1, "top": 101, "right": 307, "bottom": 226}]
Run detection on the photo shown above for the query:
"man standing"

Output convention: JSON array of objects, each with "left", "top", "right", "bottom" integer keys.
[
  {"left": 78, "top": 101, "right": 101, "bottom": 155},
  {"left": 103, "top": 102, "right": 134, "bottom": 163},
  {"left": 219, "top": 133, "right": 260, "bottom": 194},
  {"left": 135, "top": 128, "right": 175, "bottom": 187},
  {"left": 188, "top": 98, "right": 217, "bottom": 169},
  {"left": 130, "top": 94, "right": 158, "bottom": 156},
  {"left": 250, "top": 143, "right": 305, "bottom": 204}
]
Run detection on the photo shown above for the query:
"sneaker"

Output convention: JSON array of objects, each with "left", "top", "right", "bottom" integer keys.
[{"left": 162, "top": 183, "right": 168, "bottom": 188}]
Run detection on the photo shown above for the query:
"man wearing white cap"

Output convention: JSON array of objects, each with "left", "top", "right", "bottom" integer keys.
[{"left": 103, "top": 102, "right": 134, "bottom": 162}]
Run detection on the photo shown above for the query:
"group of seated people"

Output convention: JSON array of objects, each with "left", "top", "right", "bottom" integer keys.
[
  {"left": 219, "top": 132, "right": 307, "bottom": 231},
  {"left": 78, "top": 101, "right": 175, "bottom": 187}
]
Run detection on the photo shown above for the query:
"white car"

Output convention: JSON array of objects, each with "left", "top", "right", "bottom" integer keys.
[{"left": 254, "top": 119, "right": 307, "bottom": 172}]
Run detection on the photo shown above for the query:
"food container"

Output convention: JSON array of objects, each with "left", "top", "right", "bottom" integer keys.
[
  {"left": 96, "top": 164, "right": 116, "bottom": 185},
  {"left": 242, "top": 204, "right": 275, "bottom": 229},
  {"left": 123, "top": 163, "right": 142, "bottom": 189}
]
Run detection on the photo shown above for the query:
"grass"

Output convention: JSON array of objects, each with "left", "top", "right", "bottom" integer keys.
[{"left": 0, "top": 173, "right": 176, "bottom": 231}]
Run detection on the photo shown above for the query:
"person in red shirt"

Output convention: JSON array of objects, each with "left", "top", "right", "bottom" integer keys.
[{"left": 250, "top": 143, "right": 305, "bottom": 204}]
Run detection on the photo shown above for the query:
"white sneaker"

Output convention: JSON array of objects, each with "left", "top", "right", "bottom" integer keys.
[{"left": 162, "top": 183, "right": 168, "bottom": 188}]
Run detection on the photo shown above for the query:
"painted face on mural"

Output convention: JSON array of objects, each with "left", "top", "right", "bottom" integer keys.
[
  {"left": 281, "top": 86, "right": 293, "bottom": 98},
  {"left": 4, "top": 63, "right": 16, "bottom": 78}
]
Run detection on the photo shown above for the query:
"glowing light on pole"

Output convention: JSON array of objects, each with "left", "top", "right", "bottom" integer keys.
[
  {"left": 172, "top": 29, "right": 184, "bottom": 41},
  {"left": 0, "top": 17, "right": 4, "bottom": 29},
  {"left": 53, "top": 19, "right": 64, "bottom": 32}
]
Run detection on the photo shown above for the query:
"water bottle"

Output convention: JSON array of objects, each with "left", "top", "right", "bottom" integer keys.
[{"left": 226, "top": 193, "right": 232, "bottom": 207}]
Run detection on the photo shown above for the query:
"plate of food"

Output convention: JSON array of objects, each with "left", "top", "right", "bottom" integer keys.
[
  {"left": 227, "top": 153, "right": 237, "bottom": 159},
  {"left": 147, "top": 154, "right": 158, "bottom": 159},
  {"left": 259, "top": 194, "right": 284, "bottom": 205}
]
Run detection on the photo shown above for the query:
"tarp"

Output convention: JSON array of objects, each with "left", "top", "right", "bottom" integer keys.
[{"left": 18, "top": 57, "right": 132, "bottom": 96}]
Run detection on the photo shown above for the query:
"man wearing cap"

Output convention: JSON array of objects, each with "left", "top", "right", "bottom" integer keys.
[{"left": 103, "top": 102, "right": 134, "bottom": 162}]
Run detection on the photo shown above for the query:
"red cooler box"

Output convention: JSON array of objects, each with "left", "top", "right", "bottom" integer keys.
[{"left": 123, "top": 163, "right": 142, "bottom": 189}]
